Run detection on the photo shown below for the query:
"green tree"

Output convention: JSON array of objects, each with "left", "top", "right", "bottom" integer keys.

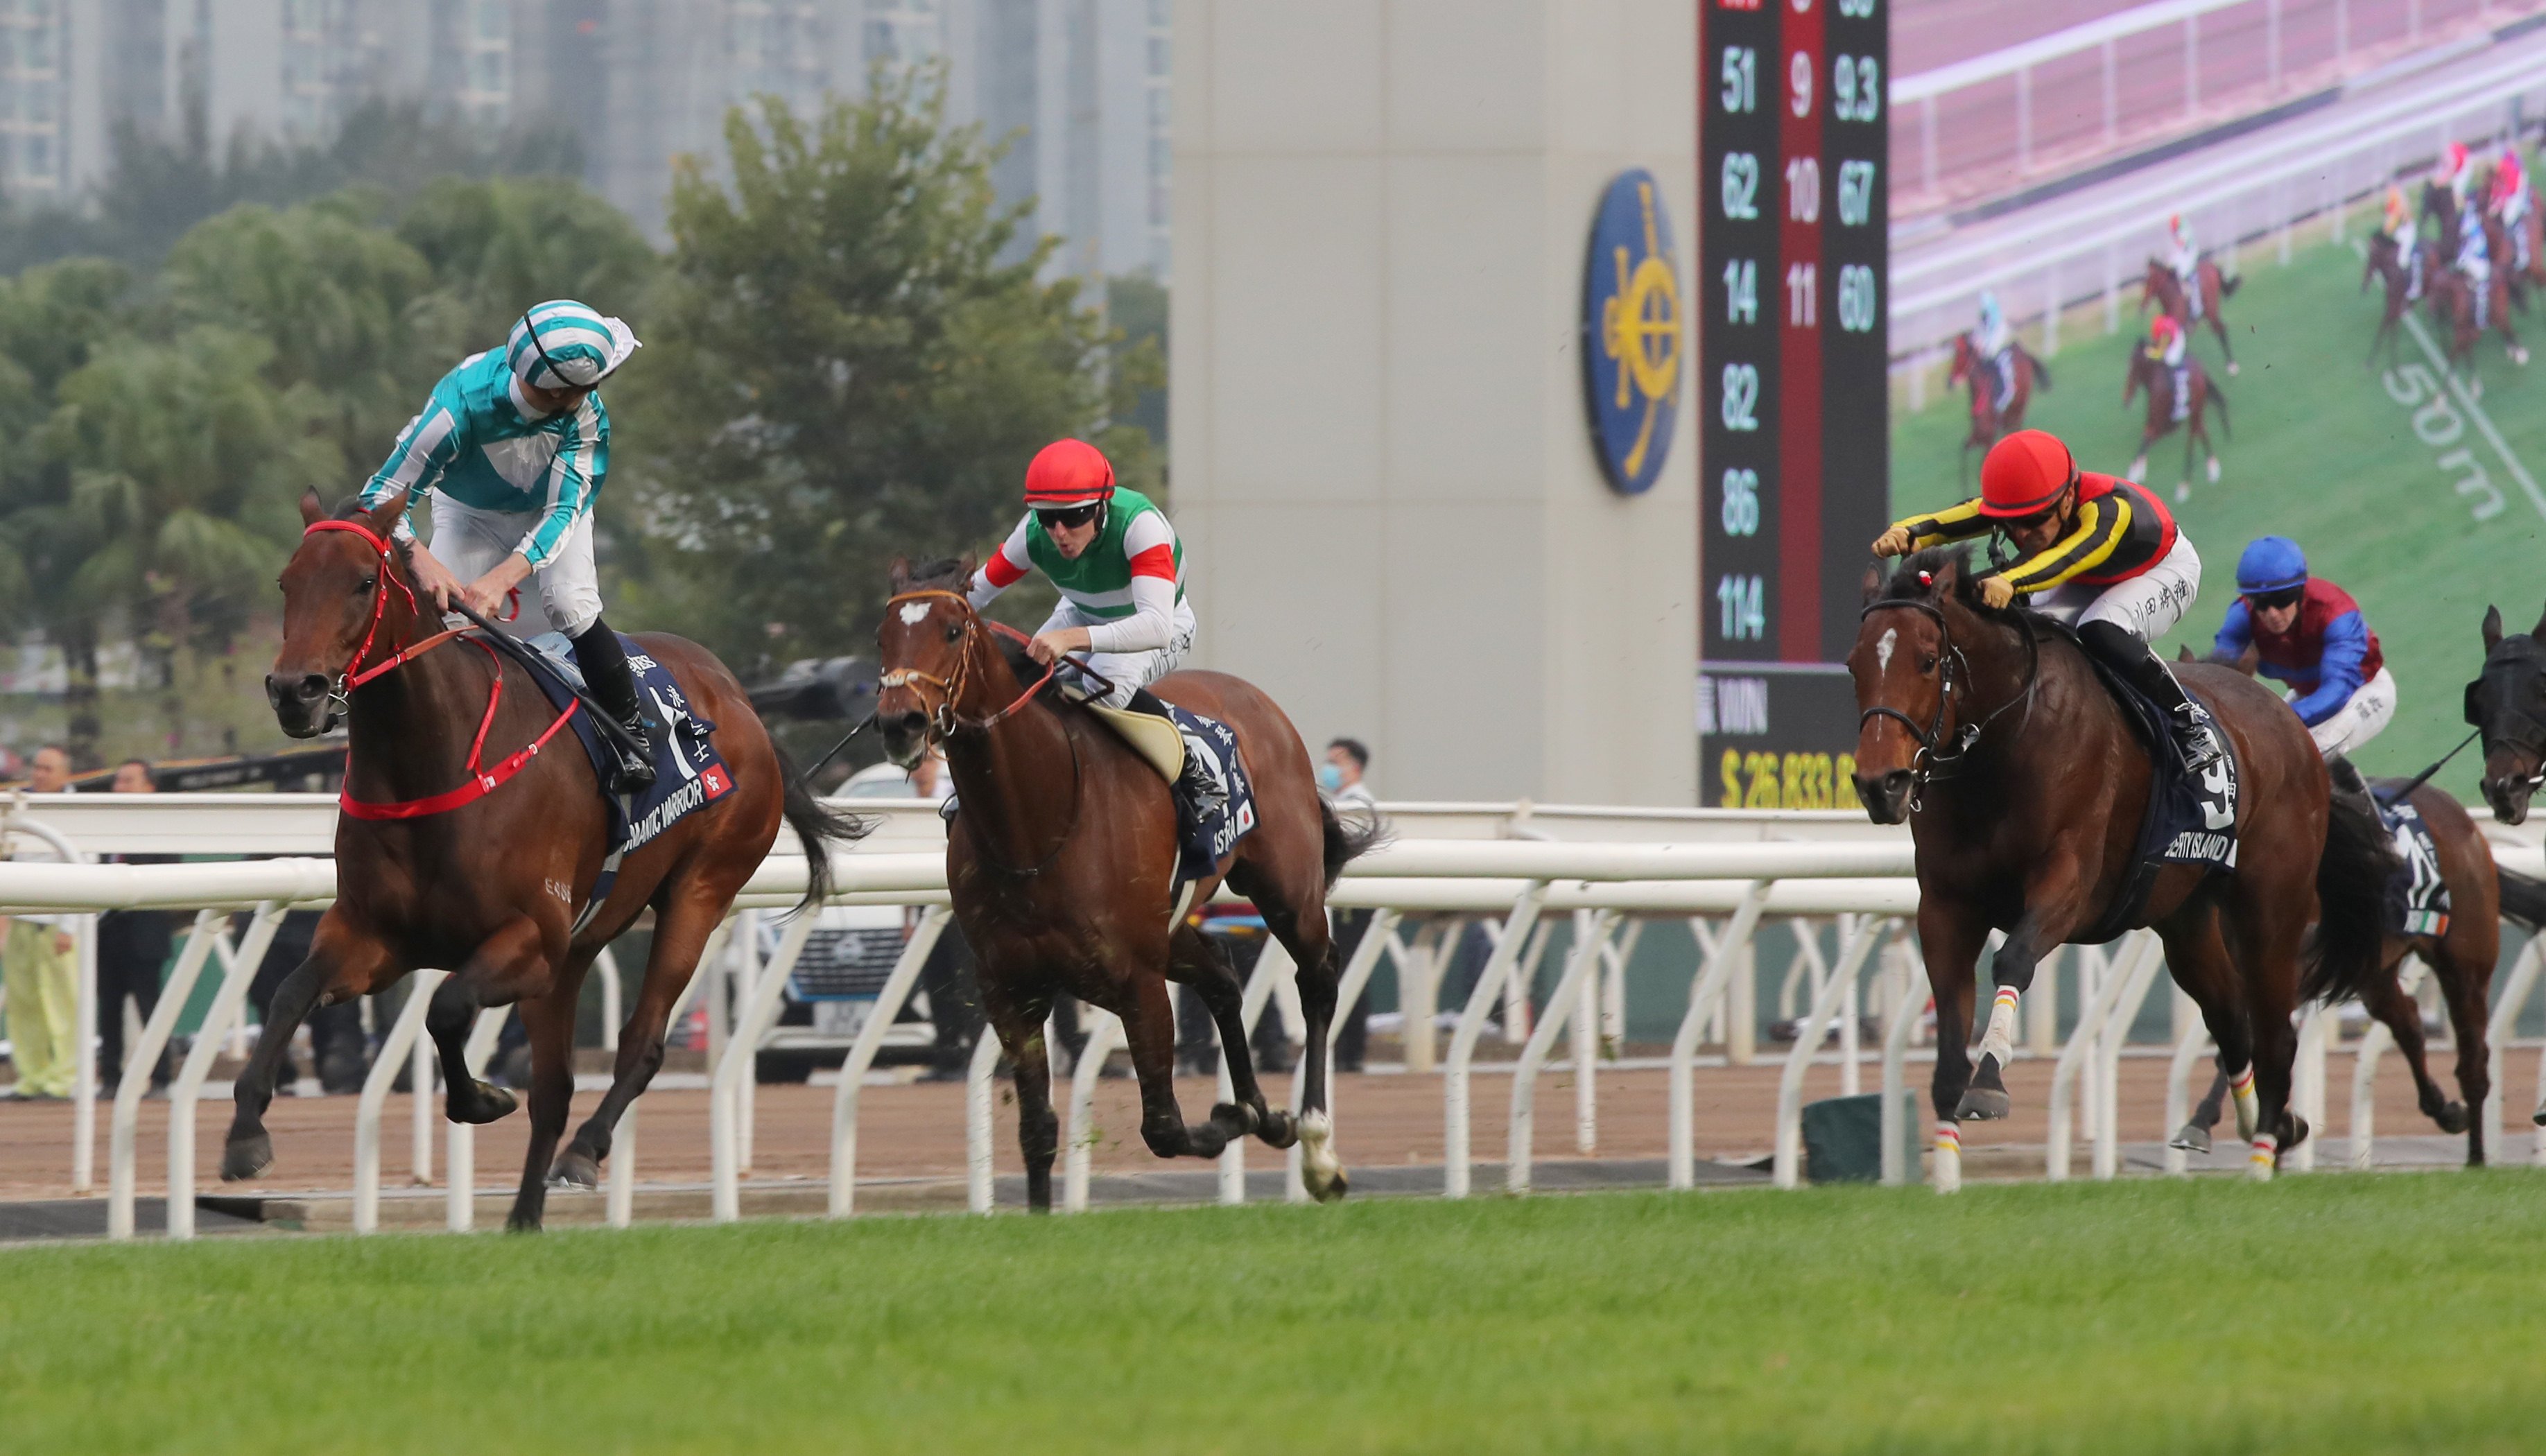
[
  {"left": 396, "top": 175, "right": 661, "bottom": 355},
  {"left": 618, "top": 69, "right": 1155, "bottom": 671}
]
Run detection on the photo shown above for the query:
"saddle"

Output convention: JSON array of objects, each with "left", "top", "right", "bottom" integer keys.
[{"left": 2032, "top": 618, "right": 2240, "bottom": 944}]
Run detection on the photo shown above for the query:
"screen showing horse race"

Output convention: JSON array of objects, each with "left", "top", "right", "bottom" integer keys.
[{"left": 1698, "top": 0, "right": 1890, "bottom": 808}]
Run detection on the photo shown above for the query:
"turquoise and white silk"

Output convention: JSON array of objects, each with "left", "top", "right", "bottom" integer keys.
[
  {"left": 357, "top": 348, "right": 612, "bottom": 569},
  {"left": 506, "top": 300, "right": 641, "bottom": 390}
]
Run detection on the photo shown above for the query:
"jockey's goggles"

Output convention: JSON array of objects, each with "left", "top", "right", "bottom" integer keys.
[
  {"left": 1035, "top": 501, "right": 1103, "bottom": 532},
  {"left": 2244, "top": 587, "right": 2305, "bottom": 612}
]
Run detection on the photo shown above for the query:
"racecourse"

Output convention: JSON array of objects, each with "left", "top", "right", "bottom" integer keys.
[{"left": 6, "top": 1172, "right": 2546, "bottom": 1453}]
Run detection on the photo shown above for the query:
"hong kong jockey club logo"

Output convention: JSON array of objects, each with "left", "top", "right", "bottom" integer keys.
[{"left": 1581, "top": 168, "right": 1683, "bottom": 496}]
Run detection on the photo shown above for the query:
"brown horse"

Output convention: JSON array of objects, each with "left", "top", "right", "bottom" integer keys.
[
  {"left": 2142, "top": 257, "right": 2241, "bottom": 374},
  {"left": 1949, "top": 334, "right": 2051, "bottom": 482},
  {"left": 2481, "top": 211, "right": 2544, "bottom": 309},
  {"left": 2425, "top": 266, "right": 2527, "bottom": 383},
  {"left": 2361, "top": 232, "right": 2426, "bottom": 370},
  {"left": 230, "top": 488, "right": 867, "bottom": 1230},
  {"left": 2167, "top": 646, "right": 2505, "bottom": 1163},
  {"left": 2122, "top": 346, "right": 2227, "bottom": 501},
  {"left": 873, "top": 557, "right": 1383, "bottom": 1210},
  {"left": 1849, "top": 548, "right": 2395, "bottom": 1186}
]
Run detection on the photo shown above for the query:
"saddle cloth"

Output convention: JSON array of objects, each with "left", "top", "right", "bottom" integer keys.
[
  {"left": 1088, "top": 700, "right": 1258, "bottom": 885},
  {"left": 519, "top": 632, "right": 736, "bottom": 929},
  {"left": 2066, "top": 634, "right": 2240, "bottom": 944},
  {"left": 2377, "top": 794, "right": 2451, "bottom": 938}
]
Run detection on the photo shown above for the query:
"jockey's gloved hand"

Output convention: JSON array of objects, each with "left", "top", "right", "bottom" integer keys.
[{"left": 1871, "top": 526, "right": 1912, "bottom": 557}]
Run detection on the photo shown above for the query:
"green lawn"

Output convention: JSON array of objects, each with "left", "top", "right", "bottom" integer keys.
[
  {"left": 1893, "top": 236, "right": 2546, "bottom": 800},
  {"left": 8, "top": 1175, "right": 2546, "bottom": 1453}
]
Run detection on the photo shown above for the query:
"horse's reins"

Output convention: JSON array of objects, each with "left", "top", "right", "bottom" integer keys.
[
  {"left": 1857, "top": 593, "right": 2043, "bottom": 811},
  {"left": 879, "top": 587, "right": 1107, "bottom": 877}
]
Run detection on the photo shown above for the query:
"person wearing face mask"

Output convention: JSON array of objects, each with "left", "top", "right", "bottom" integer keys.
[
  {"left": 1318, "top": 738, "right": 1378, "bottom": 1071},
  {"left": 1319, "top": 738, "right": 1375, "bottom": 808},
  {"left": 2209, "top": 536, "right": 2393, "bottom": 760},
  {"left": 1873, "top": 428, "right": 2222, "bottom": 771}
]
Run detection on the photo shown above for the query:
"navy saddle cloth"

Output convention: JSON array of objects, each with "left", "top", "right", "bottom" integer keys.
[
  {"left": 2375, "top": 792, "right": 2450, "bottom": 937},
  {"left": 2056, "top": 627, "right": 2240, "bottom": 944},
  {"left": 519, "top": 632, "right": 736, "bottom": 925},
  {"left": 1160, "top": 701, "right": 1258, "bottom": 885}
]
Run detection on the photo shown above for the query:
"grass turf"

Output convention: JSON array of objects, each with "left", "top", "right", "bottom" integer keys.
[
  {"left": 1891, "top": 234, "right": 2546, "bottom": 802},
  {"left": 6, "top": 1172, "right": 2546, "bottom": 1453}
]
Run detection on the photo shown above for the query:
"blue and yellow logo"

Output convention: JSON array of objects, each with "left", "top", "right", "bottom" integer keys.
[{"left": 1582, "top": 168, "right": 1682, "bottom": 496}]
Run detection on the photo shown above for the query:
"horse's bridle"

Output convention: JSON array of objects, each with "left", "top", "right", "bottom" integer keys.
[
  {"left": 300, "top": 519, "right": 465, "bottom": 720},
  {"left": 1857, "top": 596, "right": 2041, "bottom": 811},
  {"left": 2467, "top": 643, "right": 2546, "bottom": 792},
  {"left": 879, "top": 588, "right": 1083, "bottom": 877}
]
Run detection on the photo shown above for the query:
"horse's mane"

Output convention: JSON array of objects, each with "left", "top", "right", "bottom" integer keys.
[{"left": 1871, "top": 545, "right": 2049, "bottom": 641}]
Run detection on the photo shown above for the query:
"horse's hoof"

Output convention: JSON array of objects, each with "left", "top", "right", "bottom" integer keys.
[
  {"left": 503, "top": 1215, "right": 544, "bottom": 1235},
  {"left": 549, "top": 1148, "right": 602, "bottom": 1190},
  {"left": 2531, "top": 1104, "right": 2546, "bottom": 1127},
  {"left": 2227, "top": 361, "right": 2240, "bottom": 376},
  {"left": 2437, "top": 1102, "right": 2471, "bottom": 1135},
  {"left": 220, "top": 1133, "right": 273, "bottom": 1183},
  {"left": 448, "top": 1080, "right": 518, "bottom": 1126},
  {"left": 1211, "top": 1101, "right": 1260, "bottom": 1136},
  {"left": 2206, "top": 457, "right": 2222, "bottom": 483},
  {"left": 1258, "top": 1109, "right": 1299, "bottom": 1150},
  {"left": 1953, "top": 1086, "right": 2011, "bottom": 1122},
  {"left": 2174, "top": 481, "right": 2192, "bottom": 503},
  {"left": 2285, "top": 1113, "right": 2310, "bottom": 1152},
  {"left": 1310, "top": 1167, "right": 1350, "bottom": 1203},
  {"left": 2169, "top": 1123, "right": 2212, "bottom": 1155}
]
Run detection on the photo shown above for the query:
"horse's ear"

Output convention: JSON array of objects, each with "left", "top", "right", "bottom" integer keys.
[
  {"left": 2176, "top": 645, "right": 2196, "bottom": 662},
  {"left": 359, "top": 487, "right": 406, "bottom": 538},
  {"left": 2531, "top": 600, "right": 2546, "bottom": 642},
  {"left": 1860, "top": 561, "right": 1885, "bottom": 606},
  {"left": 297, "top": 489, "right": 326, "bottom": 527},
  {"left": 960, "top": 551, "right": 978, "bottom": 583},
  {"left": 887, "top": 555, "right": 913, "bottom": 593},
  {"left": 1930, "top": 553, "right": 1966, "bottom": 600},
  {"left": 2484, "top": 605, "right": 2504, "bottom": 653}
]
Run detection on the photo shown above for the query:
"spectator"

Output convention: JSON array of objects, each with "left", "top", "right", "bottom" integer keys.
[
  {"left": 96, "top": 760, "right": 177, "bottom": 1096},
  {"left": 3, "top": 745, "right": 78, "bottom": 1098},
  {"left": 1322, "top": 737, "right": 1379, "bottom": 1072}
]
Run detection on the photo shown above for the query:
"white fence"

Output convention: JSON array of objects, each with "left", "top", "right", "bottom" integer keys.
[{"left": 5, "top": 797, "right": 2545, "bottom": 1238}]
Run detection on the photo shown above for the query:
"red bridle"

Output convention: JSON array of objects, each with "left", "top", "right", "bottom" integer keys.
[{"left": 295, "top": 517, "right": 578, "bottom": 820}]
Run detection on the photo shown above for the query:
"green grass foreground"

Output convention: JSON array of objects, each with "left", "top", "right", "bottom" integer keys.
[{"left": 6, "top": 1175, "right": 2546, "bottom": 1453}]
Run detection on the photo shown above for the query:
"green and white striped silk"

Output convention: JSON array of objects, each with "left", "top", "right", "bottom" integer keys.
[{"left": 506, "top": 300, "right": 641, "bottom": 390}]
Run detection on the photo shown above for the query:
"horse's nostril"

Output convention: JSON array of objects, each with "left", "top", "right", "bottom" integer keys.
[{"left": 297, "top": 674, "right": 329, "bottom": 702}]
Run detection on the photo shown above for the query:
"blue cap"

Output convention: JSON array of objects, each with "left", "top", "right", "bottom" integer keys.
[{"left": 2235, "top": 535, "right": 2309, "bottom": 596}]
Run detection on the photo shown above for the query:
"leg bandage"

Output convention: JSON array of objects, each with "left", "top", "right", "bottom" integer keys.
[
  {"left": 2230, "top": 1067, "right": 2259, "bottom": 1142},
  {"left": 1977, "top": 986, "right": 2020, "bottom": 1068},
  {"left": 1932, "top": 1121, "right": 1962, "bottom": 1194},
  {"left": 2246, "top": 1131, "right": 2278, "bottom": 1180}
]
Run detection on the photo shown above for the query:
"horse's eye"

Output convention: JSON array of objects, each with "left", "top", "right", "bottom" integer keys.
[
  {"left": 358, "top": 576, "right": 376, "bottom": 591},
  {"left": 944, "top": 624, "right": 962, "bottom": 643},
  {"left": 1919, "top": 654, "right": 1938, "bottom": 673}
]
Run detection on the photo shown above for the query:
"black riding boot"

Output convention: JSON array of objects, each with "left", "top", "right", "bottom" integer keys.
[
  {"left": 571, "top": 618, "right": 656, "bottom": 793},
  {"left": 2080, "top": 620, "right": 2224, "bottom": 771}
]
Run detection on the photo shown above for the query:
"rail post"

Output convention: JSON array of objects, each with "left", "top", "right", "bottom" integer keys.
[
  {"left": 2348, "top": 958, "right": 2422, "bottom": 1171},
  {"left": 964, "top": 1014, "right": 1003, "bottom": 1213},
  {"left": 2163, "top": 1019, "right": 2212, "bottom": 1177},
  {"left": 1880, "top": 930, "right": 1924, "bottom": 1187},
  {"left": 444, "top": 1007, "right": 508, "bottom": 1232},
  {"left": 1570, "top": 909, "right": 1601, "bottom": 1150},
  {"left": 1219, "top": 938, "right": 1293, "bottom": 1204},
  {"left": 106, "top": 910, "right": 220, "bottom": 1240},
  {"left": 2287, "top": 1002, "right": 2329, "bottom": 1173},
  {"left": 1774, "top": 917, "right": 1888, "bottom": 1188},
  {"left": 353, "top": 968, "right": 448, "bottom": 1233},
  {"left": 1063, "top": 1008, "right": 1127, "bottom": 1213},
  {"left": 2483, "top": 937, "right": 2546, "bottom": 1161},
  {"left": 2047, "top": 930, "right": 2158, "bottom": 1182},
  {"left": 710, "top": 909, "right": 818, "bottom": 1222},
  {"left": 1670, "top": 881, "right": 1774, "bottom": 1189},
  {"left": 1507, "top": 908, "right": 1617, "bottom": 1193},
  {"left": 593, "top": 946, "right": 632, "bottom": 1228},
  {"left": 829, "top": 905, "right": 949, "bottom": 1217},
  {"left": 1285, "top": 907, "right": 1400, "bottom": 1202},
  {"left": 2093, "top": 942, "right": 2167, "bottom": 1179},
  {"left": 1444, "top": 883, "right": 1546, "bottom": 1198},
  {"left": 166, "top": 903, "right": 286, "bottom": 1241}
]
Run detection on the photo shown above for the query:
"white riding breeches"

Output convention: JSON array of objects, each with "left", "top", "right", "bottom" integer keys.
[
  {"left": 2028, "top": 534, "right": 2201, "bottom": 643},
  {"left": 428, "top": 499, "right": 604, "bottom": 636},
  {"left": 1041, "top": 598, "right": 1197, "bottom": 709},
  {"left": 2307, "top": 666, "right": 2398, "bottom": 759}
]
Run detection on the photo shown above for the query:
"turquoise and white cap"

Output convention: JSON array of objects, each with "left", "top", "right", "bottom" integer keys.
[{"left": 505, "top": 300, "right": 641, "bottom": 391}]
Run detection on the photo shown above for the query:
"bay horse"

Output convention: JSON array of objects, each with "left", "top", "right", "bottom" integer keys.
[
  {"left": 874, "top": 557, "right": 1384, "bottom": 1210},
  {"left": 2481, "top": 210, "right": 2544, "bottom": 310},
  {"left": 2142, "top": 257, "right": 2241, "bottom": 374},
  {"left": 232, "top": 488, "right": 868, "bottom": 1230},
  {"left": 2167, "top": 646, "right": 2506, "bottom": 1163},
  {"left": 2425, "top": 266, "right": 2527, "bottom": 383},
  {"left": 1849, "top": 548, "right": 2395, "bottom": 1186},
  {"left": 2361, "top": 232, "right": 2424, "bottom": 370},
  {"left": 2122, "top": 346, "right": 2227, "bottom": 501},
  {"left": 1948, "top": 334, "right": 2051, "bottom": 483}
]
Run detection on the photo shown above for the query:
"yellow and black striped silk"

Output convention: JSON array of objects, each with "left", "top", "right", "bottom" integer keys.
[{"left": 1887, "top": 483, "right": 2161, "bottom": 595}]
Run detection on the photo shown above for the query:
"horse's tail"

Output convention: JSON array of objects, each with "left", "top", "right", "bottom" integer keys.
[
  {"left": 2208, "top": 374, "right": 2231, "bottom": 439},
  {"left": 2301, "top": 782, "right": 2402, "bottom": 1006},
  {"left": 1318, "top": 795, "right": 1390, "bottom": 891},
  {"left": 2497, "top": 866, "right": 2546, "bottom": 931},
  {"left": 775, "top": 742, "right": 875, "bottom": 915},
  {"left": 2027, "top": 347, "right": 2053, "bottom": 392}
]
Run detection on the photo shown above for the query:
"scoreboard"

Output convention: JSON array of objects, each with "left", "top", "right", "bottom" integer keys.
[{"left": 1697, "top": 0, "right": 1889, "bottom": 809}]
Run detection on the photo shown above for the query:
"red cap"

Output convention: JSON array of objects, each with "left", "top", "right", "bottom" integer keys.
[
  {"left": 2149, "top": 313, "right": 2181, "bottom": 343},
  {"left": 1023, "top": 439, "right": 1116, "bottom": 506},
  {"left": 1978, "top": 429, "right": 2079, "bottom": 519}
]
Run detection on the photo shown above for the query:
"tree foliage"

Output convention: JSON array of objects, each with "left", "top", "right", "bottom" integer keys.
[{"left": 618, "top": 69, "right": 1157, "bottom": 670}]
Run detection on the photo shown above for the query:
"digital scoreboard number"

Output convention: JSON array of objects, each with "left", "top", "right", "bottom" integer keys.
[{"left": 1698, "top": 0, "right": 1889, "bottom": 808}]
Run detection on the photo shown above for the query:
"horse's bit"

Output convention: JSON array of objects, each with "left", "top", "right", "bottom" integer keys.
[{"left": 1857, "top": 596, "right": 2041, "bottom": 811}]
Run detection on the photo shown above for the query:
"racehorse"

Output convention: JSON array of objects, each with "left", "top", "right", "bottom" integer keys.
[
  {"left": 873, "top": 557, "right": 1384, "bottom": 1210},
  {"left": 2142, "top": 257, "right": 2242, "bottom": 374},
  {"left": 2425, "top": 266, "right": 2527, "bottom": 383},
  {"left": 1849, "top": 548, "right": 2395, "bottom": 1184},
  {"left": 2169, "top": 648, "right": 2507, "bottom": 1164},
  {"left": 233, "top": 488, "right": 868, "bottom": 1231},
  {"left": 2361, "top": 231, "right": 2426, "bottom": 369},
  {"left": 1949, "top": 333, "right": 2052, "bottom": 481},
  {"left": 2481, "top": 210, "right": 2545, "bottom": 309},
  {"left": 2122, "top": 345, "right": 2228, "bottom": 501}
]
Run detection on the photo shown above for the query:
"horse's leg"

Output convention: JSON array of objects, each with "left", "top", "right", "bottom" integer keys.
[
  {"left": 2172, "top": 1065, "right": 2230, "bottom": 1153},
  {"left": 982, "top": 989, "right": 1059, "bottom": 1213},
  {"left": 426, "top": 917, "right": 553, "bottom": 1126},
  {"left": 2210, "top": 307, "right": 2237, "bottom": 374},
  {"left": 2430, "top": 935, "right": 2495, "bottom": 1166},
  {"left": 223, "top": 929, "right": 395, "bottom": 1181},
  {"left": 1255, "top": 901, "right": 1339, "bottom": 1154},
  {"left": 1117, "top": 970, "right": 1247, "bottom": 1159},
  {"left": 555, "top": 891, "right": 729, "bottom": 1186},
  {"left": 1916, "top": 900, "right": 1986, "bottom": 1192},
  {"left": 2159, "top": 909, "right": 2260, "bottom": 1145},
  {"left": 2360, "top": 948, "right": 2459, "bottom": 1136},
  {"left": 504, "top": 980, "right": 582, "bottom": 1233},
  {"left": 1168, "top": 922, "right": 1273, "bottom": 1139}
]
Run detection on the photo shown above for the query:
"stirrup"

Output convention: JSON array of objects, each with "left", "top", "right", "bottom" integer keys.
[
  {"left": 2176, "top": 713, "right": 2225, "bottom": 771},
  {"left": 610, "top": 718, "right": 657, "bottom": 792}
]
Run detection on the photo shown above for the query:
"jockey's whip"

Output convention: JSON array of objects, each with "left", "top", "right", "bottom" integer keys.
[
  {"left": 797, "top": 714, "right": 874, "bottom": 788},
  {"left": 447, "top": 602, "right": 650, "bottom": 763},
  {"left": 2372, "top": 728, "right": 2480, "bottom": 808}
]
